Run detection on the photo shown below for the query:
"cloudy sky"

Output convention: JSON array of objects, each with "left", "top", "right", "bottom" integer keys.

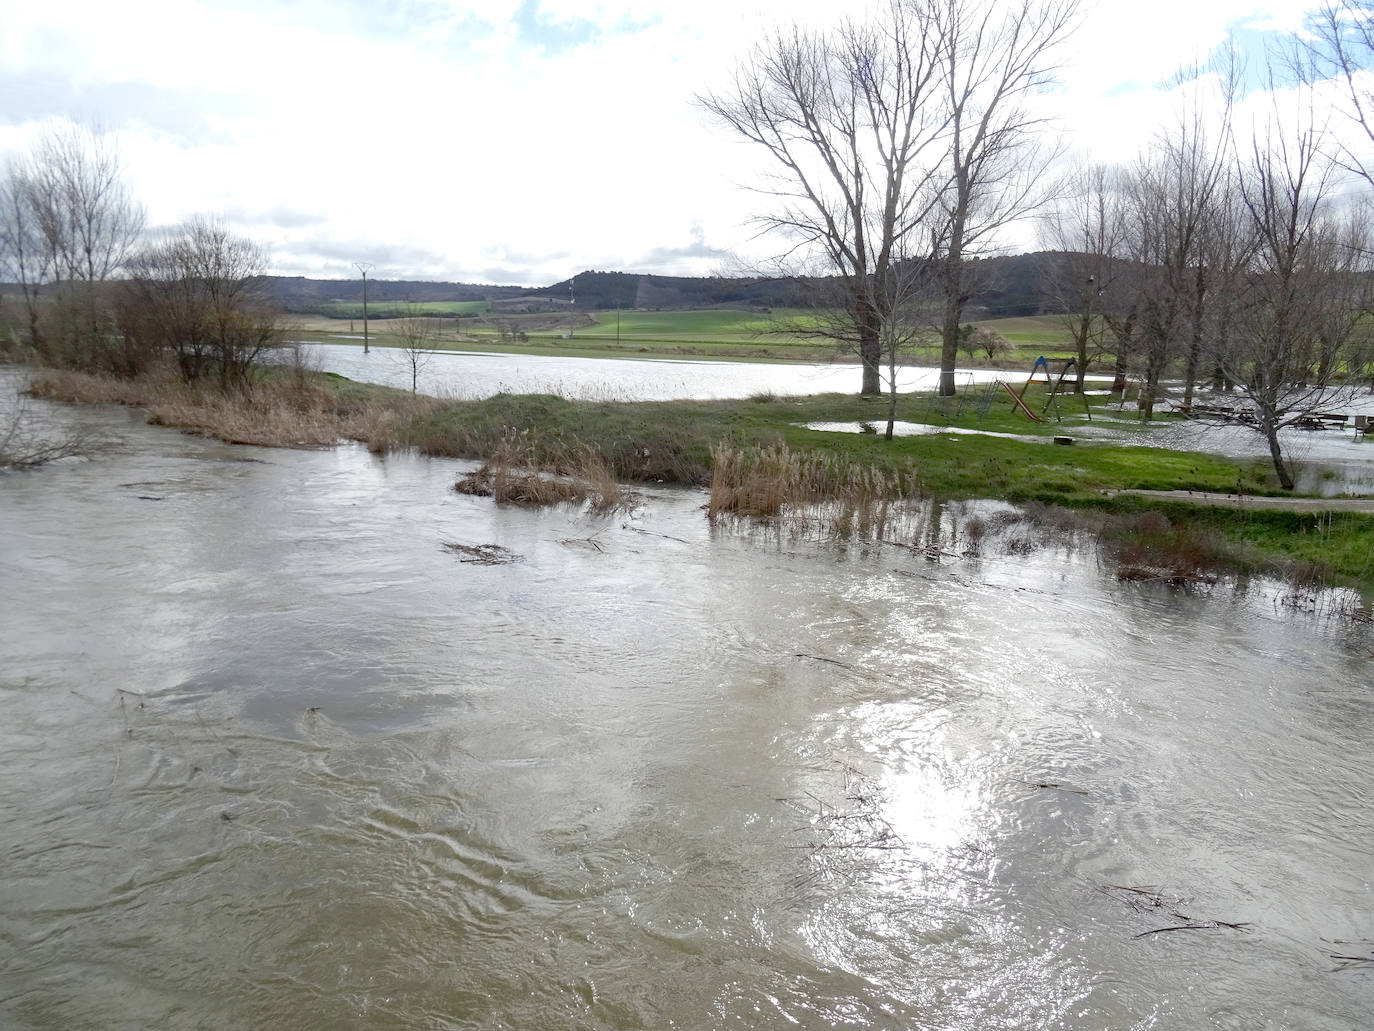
[{"left": 0, "top": 0, "right": 1349, "bottom": 285}]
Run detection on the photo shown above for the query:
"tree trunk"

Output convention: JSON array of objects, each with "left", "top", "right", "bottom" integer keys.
[
  {"left": 939, "top": 302, "right": 960, "bottom": 397},
  {"left": 860, "top": 324, "right": 881, "bottom": 395},
  {"left": 1074, "top": 312, "right": 1089, "bottom": 392},
  {"left": 1111, "top": 345, "right": 1128, "bottom": 393},
  {"left": 1264, "top": 421, "right": 1294, "bottom": 490},
  {"left": 1140, "top": 352, "right": 1164, "bottom": 421}
]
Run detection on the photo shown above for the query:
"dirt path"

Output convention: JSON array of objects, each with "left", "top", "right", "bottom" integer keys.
[{"left": 1112, "top": 489, "right": 1374, "bottom": 513}]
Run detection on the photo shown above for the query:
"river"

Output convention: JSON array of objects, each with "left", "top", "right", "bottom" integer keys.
[{"left": 2, "top": 387, "right": 1373, "bottom": 1029}]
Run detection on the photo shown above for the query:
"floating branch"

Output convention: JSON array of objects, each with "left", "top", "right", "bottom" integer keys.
[
  {"left": 1323, "top": 939, "right": 1374, "bottom": 972},
  {"left": 622, "top": 525, "right": 692, "bottom": 545},
  {"left": 441, "top": 541, "right": 522, "bottom": 565},
  {"left": 1133, "top": 921, "right": 1251, "bottom": 939},
  {"left": 794, "top": 653, "right": 856, "bottom": 671},
  {"left": 1100, "top": 883, "right": 1251, "bottom": 939},
  {"left": 1026, "top": 780, "right": 1089, "bottom": 795}
]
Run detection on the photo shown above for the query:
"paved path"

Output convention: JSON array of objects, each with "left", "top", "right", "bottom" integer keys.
[{"left": 1112, "top": 489, "right": 1374, "bottom": 513}]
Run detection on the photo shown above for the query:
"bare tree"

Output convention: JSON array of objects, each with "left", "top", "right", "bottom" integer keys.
[
  {"left": 0, "top": 157, "right": 55, "bottom": 354},
  {"left": 390, "top": 305, "right": 436, "bottom": 393},
  {"left": 960, "top": 323, "right": 1012, "bottom": 360},
  {"left": 20, "top": 125, "right": 145, "bottom": 367},
  {"left": 119, "top": 217, "right": 281, "bottom": 391},
  {"left": 1114, "top": 67, "right": 1237, "bottom": 419},
  {"left": 700, "top": 1, "right": 949, "bottom": 395},
  {"left": 1215, "top": 112, "right": 1368, "bottom": 489},
  {"left": 929, "top": 0, "right": 1081, "bottom": 396},
  {"left": 1040, "top": 163, "right": 1124, "bottom": 390},
  {"left": 1305, "top": 0, "right": 1374, "bottom": 187}
]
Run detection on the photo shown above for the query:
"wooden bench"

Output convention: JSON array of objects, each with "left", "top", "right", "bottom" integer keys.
[{"left": 1356, "top": 415, "right": 1370, "bottom": 440}]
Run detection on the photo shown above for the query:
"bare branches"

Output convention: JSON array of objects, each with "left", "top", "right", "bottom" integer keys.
[
  {"left": 390, "top": 304, "right": 437, "bottom": 394},
  {"left": 0, "top": 125, "right": 145, "bottom": 367},
  {"left": 0, "top": 390, "right": 109, "bottom": 469},
  {"left": 1304, "top": 1, "right": 1374, "bottom": 187},
  {"left": 119, "top": 217, "right": 282, "bottom": 391},
  {"left": 928, "top": 0, "right": 1083, "bottom": 395},
  {"left": 701, "top": 0, "right": 962, "bottom": 395}
]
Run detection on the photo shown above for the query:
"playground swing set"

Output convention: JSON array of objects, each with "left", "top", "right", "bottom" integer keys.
[
  {"left": 919, "top": 356, "right": 1098, "bottom": 427},
  {"left": 1002, "top": 355, "right": 1092, "bottom": 423}
]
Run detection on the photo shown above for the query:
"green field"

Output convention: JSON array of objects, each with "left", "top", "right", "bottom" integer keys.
[
  {"left": 318, "top": 300, "right": 490, "bottom": 319},
  {"left": 302, "top": 305, "right": 1083, "bottom": 366}
]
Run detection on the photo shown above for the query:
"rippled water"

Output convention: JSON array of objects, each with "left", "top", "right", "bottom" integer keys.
[{"left": 3, "top": 397, "right": 1374, "bottom": 1029}]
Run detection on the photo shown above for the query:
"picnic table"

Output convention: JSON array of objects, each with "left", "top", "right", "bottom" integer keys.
[{"left": 1292, "top": 411, "right": 1349, "bottom": 430}]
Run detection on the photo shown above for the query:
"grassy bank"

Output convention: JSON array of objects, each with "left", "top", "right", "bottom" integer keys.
[{"left": 23, "top": 364, "right": 1374, "bottom": 593}]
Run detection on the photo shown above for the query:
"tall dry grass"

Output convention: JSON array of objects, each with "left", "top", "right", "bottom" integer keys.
[
  {"left": 707, "top": 443, "right": 913, "bottom": 536},
  {"left": 708, "top": 445, "right": 912, "bottom": 519},
  {"left": 455, "top": 431, "right": 629, "bottom": 512},
  {"left": 28, "top": 365, "right": 441, "bottom": 449}
]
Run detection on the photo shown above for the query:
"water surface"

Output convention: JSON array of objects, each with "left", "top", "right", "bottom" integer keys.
[{"left": 2, "top": 397, "right": 1373, "bottom": 1029}]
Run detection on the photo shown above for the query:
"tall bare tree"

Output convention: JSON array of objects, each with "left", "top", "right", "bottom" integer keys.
[
  {"left": 0, "top": 157, "right": 56, "bottom": 353},
  {"left": 1216, "top": 112, "right": 1368, "bottom": 489},
  {"left": 700, "top": 1, "right": 950, "bottom": 395},
  {"left": 1114, "top": 65, "right": 1237, "bottom": 419},
  {"left": 929, "top": 0, "right": 1080, "bottom": 396},
  {"left": 1040, "top": 163, "right": 1124, "bottom": 391},
  {"left": 21, "top": 125, "right": 145, "bottom": 366}
]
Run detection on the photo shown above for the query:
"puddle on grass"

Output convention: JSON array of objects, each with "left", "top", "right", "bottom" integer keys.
[{"left": 803, "top": 420, "right": 1051, "bottom": 444}]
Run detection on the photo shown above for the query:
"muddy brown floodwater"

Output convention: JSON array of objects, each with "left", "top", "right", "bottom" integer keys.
[{"left": 2, "top": 391, "right": 1373, "bottom": 1029}]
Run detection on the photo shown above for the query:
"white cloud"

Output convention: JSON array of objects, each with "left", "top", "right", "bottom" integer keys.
[{"left": 0, "top": 0, "right": 1356, "bottom": 283}]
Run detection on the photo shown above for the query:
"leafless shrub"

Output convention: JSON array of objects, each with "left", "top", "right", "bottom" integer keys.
[{"left": 1, "top": 390, "right": 109, "bottom": 468}]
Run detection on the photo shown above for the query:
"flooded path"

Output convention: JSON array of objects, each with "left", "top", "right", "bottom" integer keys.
[{"left": 2, "top": 397, "right": 1373, "bottom": 1029}]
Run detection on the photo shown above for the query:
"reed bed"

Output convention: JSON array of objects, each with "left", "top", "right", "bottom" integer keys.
[
  {"left": 28, "top": 365, "right": 441, "bottom": 449},
  {"left": 455, "top": 431, "right": 629, "bottom": 512},
  {"left": 707, "top": 443, "right": 915, "bottom": 526}
]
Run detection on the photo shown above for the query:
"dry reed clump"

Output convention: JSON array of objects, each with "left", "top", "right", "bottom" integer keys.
[
  {"left": 454, "top": 431, "right": 630, "bottom": 513},
  {"left": 707, "top": 443, "right": 913, "bottom": 532},
  {"left": 1099, "top": 510, "right": 1230, "bottom": 586}
]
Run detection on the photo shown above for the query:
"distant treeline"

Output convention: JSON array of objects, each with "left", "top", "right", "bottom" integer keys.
[{"left": 252, "top": 251, "right": 1086, "bottom": 318}]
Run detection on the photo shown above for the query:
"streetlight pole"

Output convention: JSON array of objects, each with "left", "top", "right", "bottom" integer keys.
[{"left": 353, "top": 262, "right": 375, "bottom": 354}]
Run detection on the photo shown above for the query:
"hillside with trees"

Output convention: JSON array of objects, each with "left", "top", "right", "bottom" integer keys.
[{"left": 248, "top": 253, "right": 1065, "bottom": 318}]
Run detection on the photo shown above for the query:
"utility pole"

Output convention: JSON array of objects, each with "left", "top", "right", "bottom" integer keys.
[
  {"left": 353, "top": 262, "right": 375, "bottom": 353},
  {"left": 568, "top": 273, "right": 575, "bottom": 340}
]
